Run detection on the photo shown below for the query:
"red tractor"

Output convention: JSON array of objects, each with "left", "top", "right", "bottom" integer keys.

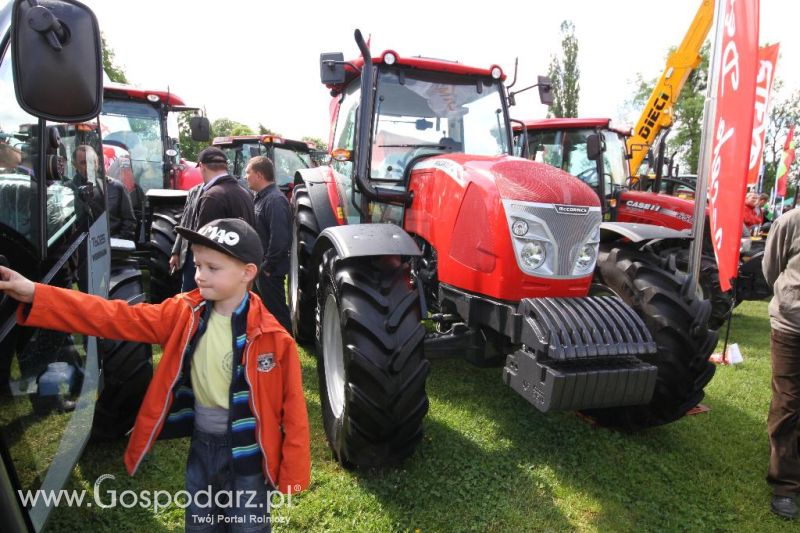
[
  {"left": 100, "top": 82, "right": 210, "bottom": 301},
  {"left": 513, "top": 118, "right": 771, "bottom": 329},
  {"left": 211, "top": 134, "right": 314, "bottom": 198},
  {"left": 288, "top": 31, "right": 717, "bottom": 468}
]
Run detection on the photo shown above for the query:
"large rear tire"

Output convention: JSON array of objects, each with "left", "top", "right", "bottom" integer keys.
[
  {"left": 655, "top": 245, "right": 732, "bottom": 331},
  {"left": 315, "top": 249, "right": 430, "bottom": 467},
  {"left": 92, "top": 260, "right": 153, "bottom": 440},
  {"left": 585, "top": 242, "right": 718, "bottom": 428},
  {"left": 289, "top": 186, "right": 319, "bottom": 342},
  {"left": 148, "top": 205, "right": 183, "bottom": 303}
]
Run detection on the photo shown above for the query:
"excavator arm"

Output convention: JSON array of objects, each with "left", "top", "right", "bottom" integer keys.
[{"left": 627, "top": 0, "right": 714, "bottom": 176}]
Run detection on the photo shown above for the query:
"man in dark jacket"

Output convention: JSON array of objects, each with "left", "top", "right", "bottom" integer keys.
[
  {"left": 179, "top": 147, "right": 255, "bottom": 291},
  {"left": 763, "top": 207, "right": 800, "bottom": 519},
  {"left": 73, "top": 144, "right": 137, "bottom": 240},
  {"left": 245, "top": 155, "right": 291, "bottom": 332}
]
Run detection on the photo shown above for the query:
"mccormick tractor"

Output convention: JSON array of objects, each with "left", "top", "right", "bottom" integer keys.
[
  {"left": 100, "top": 82, "right": 210, "bottom": 302},
  {"left": 211, "top": 134, "right": 314, "bottom": 197},
  {"left": 288, "top": 30, "right": 717, "bottom": 468},
  {"left": 0, "top": 1, "right": 155, "bottom": 530}
]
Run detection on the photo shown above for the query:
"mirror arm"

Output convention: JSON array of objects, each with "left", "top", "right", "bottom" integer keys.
[
  {"left": 323, "top": 60, "right": 361, "bottom": 74},
  {"left": 507, "top": 81, "right": 551, "bottom": 107}
]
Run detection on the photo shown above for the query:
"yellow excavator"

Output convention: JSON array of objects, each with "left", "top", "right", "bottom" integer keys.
[{"left": 627, "top": 0, "right": 714, "bottom": 176}]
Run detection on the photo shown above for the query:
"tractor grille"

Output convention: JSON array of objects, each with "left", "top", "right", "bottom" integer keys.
[{"left": 503, "top": 200, "right": 601, "bottom": 278}]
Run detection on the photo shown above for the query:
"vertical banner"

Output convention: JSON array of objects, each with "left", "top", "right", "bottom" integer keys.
[
  {"left": 747, "top": 43, "right": 780, "bottom": 185},
  {"left": 776, "top": 124, "right": 796, "bottom": 197},
  {"left": 706, "top": 0, "right": 760, "bottom": 291}
]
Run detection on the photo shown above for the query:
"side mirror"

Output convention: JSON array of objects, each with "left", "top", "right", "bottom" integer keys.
[
  {"left": 189, "top": 116, "right": 210, "bottom": 142},
  {"left": 586, "top": 133, "right": 605, "bottom": 161},
  {"left": 12, "top": 0, "right": 103, "bottom": 122},
  {"left": 537, "top": 75, "right": 554, "bottom": 106},
  {"left": 320, "top": 52, "right": 346, "bottom": 85}
]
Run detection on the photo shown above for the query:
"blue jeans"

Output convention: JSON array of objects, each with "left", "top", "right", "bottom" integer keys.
[{"left": 185, "top": 429, "right": 271, "bottom": 532}]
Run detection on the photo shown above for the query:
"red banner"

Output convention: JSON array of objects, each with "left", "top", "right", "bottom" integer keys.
[
  {"left": 747, "top": 43, "right": 779, "bottom": 185},
  {"left": 706, "top": 0, "right": 760, "bottom": 291}
]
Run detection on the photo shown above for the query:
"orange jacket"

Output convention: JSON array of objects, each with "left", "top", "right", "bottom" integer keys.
[{"left": 17, "top": 284, "right": 310, "bottom": 494}]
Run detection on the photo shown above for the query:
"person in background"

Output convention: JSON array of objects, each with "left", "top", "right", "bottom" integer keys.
[
  {"left": 244, "top": 156, "right": 292, "bottom": 333},
  {"left": 169, "top": 182, "right": 203, "bottom": 291},
  {"left": 762, "top": 207, "right": 800, "bottom": 520}
]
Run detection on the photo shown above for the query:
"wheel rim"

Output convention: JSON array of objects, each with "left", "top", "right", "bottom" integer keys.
[
  {"left": 289, "top": 223, "right": 299, "bottom": 320},
  {"left": 323, "top": 293, "right": 346, "bottom": 419}
]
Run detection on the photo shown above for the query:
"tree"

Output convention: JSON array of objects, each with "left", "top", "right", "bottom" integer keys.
[
  {"left": 302, "top": 136, "right": 327, "bottom": 151},
  {"left": 212, "top": 118, "right": 255, "bottom": 137},
  {"left": 546, "top": 21, "right": 580, "bottom": 118},
  {"left": 101, "top": 34, "right": 128, "bottom": 83},
  {"left": 177, "top": 113, "right": 206, "bottom": 162},
  {"left": 763, "top": 87, "right": 800, "bottom": 195},
  {"left": 626, "top": 42, "right": 709, "bottom": 174},
  {"left": 258, "top": 123, "right": 281, "bottom": 136}
]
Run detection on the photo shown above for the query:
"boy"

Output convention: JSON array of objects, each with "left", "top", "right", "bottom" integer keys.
[{"left": 0, "top": 218, "right": 310, "bottom": 531}]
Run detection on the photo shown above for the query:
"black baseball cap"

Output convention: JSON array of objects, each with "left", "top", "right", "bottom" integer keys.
[
  {"left": 176, "top": 218, "right": 263, "bottom": 265},
  {"left": 196, "top": 147, "right": 228, "bottom": 167}
]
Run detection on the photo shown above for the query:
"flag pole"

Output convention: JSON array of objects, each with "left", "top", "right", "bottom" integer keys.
[{"left": 688, "top": 0, "right": 726, "bottom": 296}]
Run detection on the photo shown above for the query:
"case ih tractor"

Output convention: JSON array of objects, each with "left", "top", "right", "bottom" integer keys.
[
  {"left": 212, "top": 133, "right": 313, "bottom": 197},
  {"left": 100, "top": 82, "right": 210, "bottom": 302},
  {"left": 513, "top": 118, "right": 771, "bottom": 330},
  {"left": 288, "top": 31, "right": 717, "bottom": 468}
]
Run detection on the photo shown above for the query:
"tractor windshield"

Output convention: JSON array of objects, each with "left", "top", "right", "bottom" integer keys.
[
  {"left": 220, "top": 142, "right": 264, "bottom": 182},
  {"left": 371, "top": 67, "right": 510, "bottom": 180},
  {"left": 525, "top": 128, "right": 629, "bottom": 191},
  {"left": 100, "top": 99, "right": 165, "bottom": 193}
]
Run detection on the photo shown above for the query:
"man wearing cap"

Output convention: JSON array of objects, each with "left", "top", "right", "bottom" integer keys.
[
  {"left": 195, "top": 146, "right": 255, "bottom": 229},
  {"left": 177, "top": 147, "right": 255, "bottom": 291}
]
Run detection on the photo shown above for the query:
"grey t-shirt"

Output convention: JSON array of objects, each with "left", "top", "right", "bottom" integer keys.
[
  {"left": 194, "top": 403, "right": 229, "bottom": 435},
  {"left": 763, "top": 209, "right": 800, "bottom": 334}
]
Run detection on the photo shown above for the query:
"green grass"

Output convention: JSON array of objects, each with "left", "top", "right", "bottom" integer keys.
[{"left": 45, "top": 300, "right": 790, "bottom": 532}]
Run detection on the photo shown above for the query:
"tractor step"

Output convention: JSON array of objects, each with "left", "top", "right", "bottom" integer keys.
[
  {"left": 503, "top": 351, "right": 657, "bottom": 412},
  {"left": 503, "top": 296, "right": 659, "bottom": 412}
]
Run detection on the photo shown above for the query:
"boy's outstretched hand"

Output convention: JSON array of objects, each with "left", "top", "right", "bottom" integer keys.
[{"left": 0, "top": 266, "right": 35, "bottom": 303}]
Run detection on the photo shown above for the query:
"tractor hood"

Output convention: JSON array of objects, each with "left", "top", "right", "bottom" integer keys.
[{"left": 413, "top": 154, "right": 600, "bottom": 207}]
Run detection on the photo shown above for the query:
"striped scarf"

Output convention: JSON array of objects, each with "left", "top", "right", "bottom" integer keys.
[{"left": 158, "top": 294, "right": 262, "bottom": 476}]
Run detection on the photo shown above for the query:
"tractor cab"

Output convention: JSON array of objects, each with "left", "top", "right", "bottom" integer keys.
[
  {"left": 212, "top": 134, "right": 313, "bottom": 197},
  {"left": 320, "top": 43, "right": 512, "bottom": 224}
]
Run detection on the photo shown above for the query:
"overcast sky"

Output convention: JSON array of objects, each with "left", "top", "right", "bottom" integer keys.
[{"left": 85, "top": 0, "right": 798, "bottom": 142}]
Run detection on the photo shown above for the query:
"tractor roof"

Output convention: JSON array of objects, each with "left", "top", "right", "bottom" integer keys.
[
  {"left": 515, "top": 118, "right": 631, "bottom": 137},
  {"left": 326, "top": 50, "right": 505, "bottom": 92},
  {"left": 515, "top": 118, "right": 611, "bottom": 131},
  {"left": 212, "top": 134, "right": 314, "bottom": 152},
  {"left": 104, "top": 81, "right": 187, "bottom": 107}
]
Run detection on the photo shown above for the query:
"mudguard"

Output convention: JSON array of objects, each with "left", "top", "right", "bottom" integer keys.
[
  {"left": 600, "top": 221, "right": 689, "bottom": 243},
  {"left": 313, "top": 224, "right": 421, "bottom": 260}
]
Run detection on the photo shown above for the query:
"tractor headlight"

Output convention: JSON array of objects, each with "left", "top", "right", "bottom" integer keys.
[
  {"left": 512, "top": 219, "right": 529, "bottom": 237},
  {"left": 521, "top": 241, "right": 547, "bottom": 270},
  {"left": 574, "top": 243, "right": 597, "bottom": 273}
]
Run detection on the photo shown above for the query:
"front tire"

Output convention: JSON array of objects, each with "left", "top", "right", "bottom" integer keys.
[
  {"left": 315, "top": 249, "right": 430, "bottom": 467},
  {"left": 147, "top": 205, "right": 183, "bottom": 303},
  {"left": 585, "top": 242, "right": 718, "bottom": 428},
  {"left": 92, "top": 260, "right": 153, "bottom": 440},
  {"left": 289, "top": 186, "right": 319, "bottom": 342}
]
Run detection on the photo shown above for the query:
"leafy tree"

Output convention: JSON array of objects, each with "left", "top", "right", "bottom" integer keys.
[
  {"left": 177, "top": 113, "right": 206, "bottom": 162},
  {"left": 212, "top": 118, "right": 255, "bottom": 137},
  {"left": 258, "top": 123, "right": 280, "bottom": 136},
  {"left": 627, "top": 42, "right": 709, "bottom": 174},
  {"left": 101, "top": 34, "right": 128, "bottom": 83},
  {"left": 763, "top": 87, "right": 800, "bottom": 195},
  {"left": 302, "top": 136, "right": 328, "bottom": 151},
  {"left": 546, "top": 21, "right": 580, "bottom": 118}
]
